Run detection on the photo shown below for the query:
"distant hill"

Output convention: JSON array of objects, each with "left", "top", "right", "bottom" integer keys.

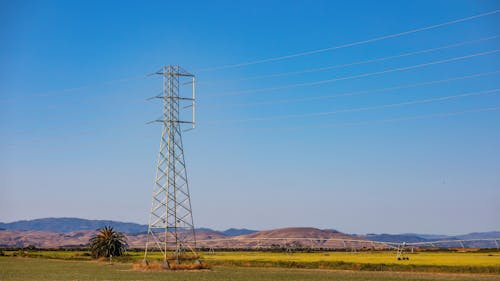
[
  {"left": 455, "top": 231, "right": 500, "bottom": 240},
  {"left": 233, "top": 227, "right": 372, "bottom": 249},
  {"left": 243, "top": 227, "right": 342, "bottom": 239},
  {"left": 1, "top": 218, "right": 498, "bottom": 247},
  {"left": 401, "top": 233, "right": 451, "bottom": 240},
  {"left": 362, "top": 234, "right": 429, "bottom": 243},
  {"left": 362, "top": 231, "right": 500, "bottom": 246},
  {"left": 0, "top": 221, "right": 364, "bottom": 249},
  {"left": 0, "top": 218, "right": 148, "bottom": 233},
  {"left": 221, "top": 228, "right": 257, "bottom": 236},
  {"left": 0, "top": 218, "right": 258, "bottom": 236}
]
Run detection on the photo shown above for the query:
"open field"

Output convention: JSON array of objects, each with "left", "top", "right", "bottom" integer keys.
[
  {"left": 1, "top": 257, "right": 500, "bottom": 281},
  {"left": 200, "top": 251, "right": 500, "bottom": 268},
  {"left": 2, "top": 250, "right": 500, "bottom": 274}
]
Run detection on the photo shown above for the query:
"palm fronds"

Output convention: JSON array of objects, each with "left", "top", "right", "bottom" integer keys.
[{"left": 89, "top": 226, "right": 128, "bottom": 258}]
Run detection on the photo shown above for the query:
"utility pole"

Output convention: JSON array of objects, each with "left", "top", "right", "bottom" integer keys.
[{"left": 143, "top": 65, "right": 197, "bottom": 268}]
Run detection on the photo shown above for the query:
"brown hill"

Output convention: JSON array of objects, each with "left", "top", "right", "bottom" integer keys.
[
  {"left": 0, "top": 229, "right": 227, "bottom": 249},
  {"left": 0, "top": 230, "right": 94, "bottom": 248},
  {"left": 242, "top": 227, "right": 347, "bottom": 239},
  {"left": 125, "top": 230, "right": 227, "bottom": 248},
  {"left": 228, "top": 227, "right": 369, "bottom": 249},
  {"left": 0, "top": 227, "right": 373, "bottom": 249}
]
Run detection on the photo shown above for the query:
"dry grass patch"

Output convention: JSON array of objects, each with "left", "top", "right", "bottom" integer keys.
[
  {"left": 132, "top": 260, "right": 210, "bottom": 271},
  {"left": 132, "top": 261, "right": 166, "bottom": 271}
]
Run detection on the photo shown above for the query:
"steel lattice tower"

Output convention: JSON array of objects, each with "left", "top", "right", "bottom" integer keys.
[{"left": 143, "top": 65, "right": 197, "bottom": 265}]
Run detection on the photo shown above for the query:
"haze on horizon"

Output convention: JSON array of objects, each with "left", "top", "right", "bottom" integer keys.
[{"left": 1, "top": 1, "right": 499, "bottom": 236}]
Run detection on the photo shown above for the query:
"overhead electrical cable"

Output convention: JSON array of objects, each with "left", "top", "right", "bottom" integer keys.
[
  {"left": 7, "top": 11, "right": 498, "bottom": 100},
  {"left": 209, "top": 49, "right": 500, "bottom": 97},
  {"left": 199, "top": 35, "right": 500, "bottom": 84},
  {"left": 212, "top": 70, "right": 500, "bottom": 107},
  {"left": 0, "top": 74, "right": 146, "bottom": 102},
  {"left": 212, "top": 88, "right": 499, "bottom": 123},
  {"left": 197, "top": 10, "right": 499, "bottom": 71},
  {"left": 273, "top": 106, "right": 500, "bottom": 131}
]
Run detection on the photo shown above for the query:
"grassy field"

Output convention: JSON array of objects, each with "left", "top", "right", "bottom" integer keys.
[
  {"left": 1, "top": 257, "right": 500, "bottom": 281},
  {"left": 3, "top": 249, "right": 500, "bottom": 274},
  {"left": 201, "top": 251, "right": 500, "bottom": 267}
]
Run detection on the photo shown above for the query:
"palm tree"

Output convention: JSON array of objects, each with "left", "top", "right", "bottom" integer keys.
[{"left": 89, "top": 226, "right": 128, "bottom": 259}]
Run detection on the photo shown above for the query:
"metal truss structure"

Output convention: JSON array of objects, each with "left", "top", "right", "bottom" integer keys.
[{"left": 143, "top": 65, "right": 197, "bottom": 265}]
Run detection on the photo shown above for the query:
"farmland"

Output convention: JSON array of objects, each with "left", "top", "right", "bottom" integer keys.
[
  {"left": 1, "top": 249, "right": 499, "bottom": 275},
  {"left": 1, "top": 256, "right": 500, "bottom": 281},
  {"left": 200, "top": 251, "right": 500, "bottom": 273}
]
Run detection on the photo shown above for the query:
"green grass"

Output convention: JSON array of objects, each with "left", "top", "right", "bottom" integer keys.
[
  {"left": 4, "top": 250, "right": 500, "bottom": 274},
  {"left": 1, "top": 257, "right": 500, "bottom": 281}
]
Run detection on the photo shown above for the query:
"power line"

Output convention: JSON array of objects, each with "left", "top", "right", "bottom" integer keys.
[
  {"left": 7, "top": 12, "right": 498, "bottom": 101},
  {"left": 210, "top": 70, "right": 500, "bottom": 108},
  {"left": 274, "top": 106, "right": 500, "bottom": 131},
  {"left": 197, "top": 10, "right": 499, "bottom": 72},
  {"left": 211, "top": 88, "right": 499, "bottom": 124},
  {"left": 210, "top": 49, "right": 500, "bottom": 97},
  {"left": 5, "top": 104, "right": 499, "bottom": 147},
  {"left": 5, "top": 11, "right": 498, "bottom": 101},
  {"left": 200, "top": 35, "right": 500, "bottom": 84},
  {"left": 0, "top": 74, "right": 146, "bottom": 102}
]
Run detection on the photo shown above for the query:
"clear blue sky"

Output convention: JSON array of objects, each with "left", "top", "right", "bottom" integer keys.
[{"left": 1, "top": 0, "right": 499, "bottom": 235}]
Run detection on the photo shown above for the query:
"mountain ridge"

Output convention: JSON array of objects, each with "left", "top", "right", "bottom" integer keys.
[
  {"left": 1, "top": 218, "right": 498, "bottom": 242},
  {"left": 0, "top": 217, "right": 258, "bottom": 236}
]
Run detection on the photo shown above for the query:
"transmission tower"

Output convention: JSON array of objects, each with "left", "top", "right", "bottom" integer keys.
[{"left": 143, "top": 65, "right": 197, "bottom": 267}]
